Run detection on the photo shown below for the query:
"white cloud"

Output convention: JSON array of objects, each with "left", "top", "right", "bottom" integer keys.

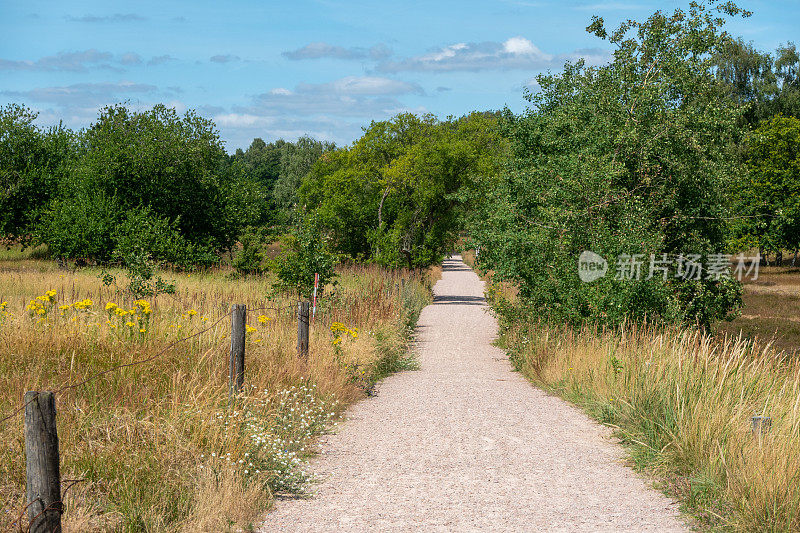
[
  {"left": 503, "top": 36, "right": 549, "bottom": 58},
  {"left": 3, "top": 81, "right": 158, "bottom": 107},
  {"left": 234, "top": 76, "right": 424, "bottom": 119},
  {"left": 324, "top": 76, "right": 423, "bottom": 96},
  {"left": 218, "top": 75, "right": 427, "bottom": 150},
  {"left": 282, "top": 42, "right": 392, "bottom": 61},
  {"left": 378, "top": 38, "right": 555, "bottom": 72},
  {"left": 377, "top": 38, "right": 610, "bottom": 72}
]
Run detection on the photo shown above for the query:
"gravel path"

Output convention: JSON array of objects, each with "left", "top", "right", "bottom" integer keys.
[{"left": 259, "top": 256, "right": 687, "bottom": 532}]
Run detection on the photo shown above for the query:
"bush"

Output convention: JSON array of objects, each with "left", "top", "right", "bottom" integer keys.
[
  {"left": 36, "top": 190, "right": 118, "bottom": 261},
  {"left": 232, "top": 227, "right": 268, "bottom": 276},
  {"left": 114, "top": 207, "right": 218, "bottom": 270},
  {"left": 273, "top": 214, "right": 337, "bottom": 299}
]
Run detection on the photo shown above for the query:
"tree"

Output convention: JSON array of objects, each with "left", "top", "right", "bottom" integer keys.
[
  {"left": 300, "top": 112, "right": 505, "bottom": 268},
  {"left": 36, "top": 104, "right": 263, "bottom": 265},
  {"left": 468, "top": 0, "right": 749, "bottom": 328},
  {"left": 77, "top": 104, "right": 233, "bottom": 247},
  {"left": 274, "top": 136, "right": 335, "bottom": 210},
  {"left": 0, "top": 104, "right": 74, "bottom": 243},
  {"left": 732, "top": 115, "right": 800, "bottom": 257}
]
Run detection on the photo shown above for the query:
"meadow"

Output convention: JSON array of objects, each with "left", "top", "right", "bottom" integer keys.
[{"left": 0, "top": 251, "right": 435, "bottom": 531}]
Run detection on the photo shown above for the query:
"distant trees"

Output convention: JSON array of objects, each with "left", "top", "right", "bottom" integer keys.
[
  {"left": 731, "top": 115, "right": 800, "bottom": 260},
  {"left": 0, "top": 103, "right": 267, "bottom": 267},
  {"left": 274, "top": 136, "right": 336, "bottom": 211},
  {"left": 300, "top": 112, "right": 505, "bottom": 268},
  {"left": 0, "top": 104, "right": 74, "bottom": 244},
  {"left": 713, "top": 39, "right": 800, "bottom": 124}
]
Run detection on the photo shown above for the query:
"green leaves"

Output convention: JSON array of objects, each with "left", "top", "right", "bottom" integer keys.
[
  {"left": 273, "top": 213, "right": 338, "bottom": 299},
  {"left": 735, "top": 115, "right": 800, "bottom": 253},
  {"left": 300, "top": 112, "right": 506, "bottom": 268},
  {"left": 470, "top": 0, "right": 748, "bottom": 328}
]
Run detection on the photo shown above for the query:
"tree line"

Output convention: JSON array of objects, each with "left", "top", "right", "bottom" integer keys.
[{"left": 1, "top": 0, "right": 797, "bottom": 327}]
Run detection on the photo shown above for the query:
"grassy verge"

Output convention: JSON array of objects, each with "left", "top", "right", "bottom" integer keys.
[
  {"left": 0, "top": 258, "right": 433, "bottom": 531},
  {"left": 464, "top": 248, "right": 800, "bottom": 531},
  {"left": 494, "top": 312, "right": 800, "bottom": 531}
]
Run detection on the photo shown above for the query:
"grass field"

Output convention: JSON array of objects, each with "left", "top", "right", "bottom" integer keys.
[
  {"left": 0, "top": 252, "right": 435, "bottom": 531},
  {"left": 716, "top": 266, "right": 800, "bottom": 356}
]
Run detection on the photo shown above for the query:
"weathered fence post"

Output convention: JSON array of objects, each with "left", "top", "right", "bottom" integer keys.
[
  {"left": 24, "top": 391, "right": 62, "bottom": 533},
  {"left": 229, "top": 304, "right": 246, "bottom": 401},
  {"left": 297, "top": 301, "right": 309, "bottom": 357}
]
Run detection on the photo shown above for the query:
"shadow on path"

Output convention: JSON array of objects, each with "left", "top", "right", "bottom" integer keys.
[{"left": 432, "top": 295, "right": 485, "bottom": 306}]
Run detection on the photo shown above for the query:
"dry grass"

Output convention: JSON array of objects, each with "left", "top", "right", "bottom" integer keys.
[
  {"left": 502, "top": 319, "right": 800, "bottom": 531},
  {"left": 716, "top": 266, "right": 800, "bottom": 356},
  {"left": 0, "top": 257, "right": 432, "bottom": 532}
]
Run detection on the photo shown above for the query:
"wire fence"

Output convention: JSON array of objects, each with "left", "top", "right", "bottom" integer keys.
[
  {"left": 1, "top": 299, "right": 303, "bottom": 532},
  {"left": 1, "top": 267, "right": 420, "bottom": 531}
]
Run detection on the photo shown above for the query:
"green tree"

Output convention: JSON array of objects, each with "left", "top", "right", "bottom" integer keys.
[
  {"left": 733, "top": 115, "right": 800, "bottom": 257},
  {"left": 273, "top": 213, "right": 338, "bottom": 299},
  {"left": 469, "top": 0, "right": 749, "bottom": 328},
  {"left": 78, "top": 104, "right": 233, "bottom": 247},
  {"left": 0, "top": 104, "right": 74, "bottom": 243},
  {"left": 274, "top": 136, "right": 335, "bottom": 211},
  {"left": 36, "top": 104, "right": 264, "bottom": 265},
  {"left": 301, "top": 112, "right": 505, "bottom": 268}
]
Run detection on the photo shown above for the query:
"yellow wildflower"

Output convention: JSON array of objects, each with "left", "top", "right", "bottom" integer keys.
[
  {"left": 245, "top": 325, "right": 257, "bottom": 334},
  {"left": 258, "top": 315, "right": 270, "bottom": 323},
  {"left": 105, "top": 302, "right": 117, "bottom": 311}
]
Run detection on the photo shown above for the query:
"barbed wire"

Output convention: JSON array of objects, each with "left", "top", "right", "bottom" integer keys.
[{"left": 0, "top": 301, "right": 304, "bottom": 426}]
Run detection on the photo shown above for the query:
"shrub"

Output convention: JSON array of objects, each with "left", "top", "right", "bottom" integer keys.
[{"left": 273, "top": 214, "right": 337, "bottom": 299}]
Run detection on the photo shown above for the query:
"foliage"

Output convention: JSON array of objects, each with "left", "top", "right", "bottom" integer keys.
[
  {"left": 232, "top": 226, "right": 268, "bottom": 276},
  {"left": 0, "top": 104, "right": 74, "bottom": 243},
  {"left": 273, "top": 213, "right": 338, "bottom": 299},
  {"left": 274, "top": 136, "right": 336, "bottom": 211},
  {"left": 53, "top": 103, "right": 262, "bottom": 261},
  {"left": 713, "top": 38, "right": 800, "bottom": 124},
  {"left": 301, "top": 112, "right": 505, "bottom": 268},
  {"left": 468, "top": 1, "right": 748, "bottom": 328},
  {"left": 732, "top": 115, "right": 800, "bottom": 254},
  {"left": 36, "top": 188, "right": 119, "bottom": 261}
]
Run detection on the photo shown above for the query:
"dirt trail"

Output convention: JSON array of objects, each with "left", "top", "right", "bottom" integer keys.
[{"left": 260, "top": 256, "right": 686, "bottom": 532}]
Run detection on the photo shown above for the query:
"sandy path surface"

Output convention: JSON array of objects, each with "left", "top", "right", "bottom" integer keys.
[{"left": 259, "top": 256, "right": 687, "bottom": 532}]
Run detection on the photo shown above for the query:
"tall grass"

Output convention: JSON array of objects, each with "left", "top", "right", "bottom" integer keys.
[
  {"left": 0, "top": 262, "right": 433, "bottom": 531},
  {"left": 501, "top": 317, "right": 800, "bottom": 531}
]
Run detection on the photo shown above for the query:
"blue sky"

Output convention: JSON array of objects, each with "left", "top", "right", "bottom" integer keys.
[{"left": 1, "top": 0, "right": 798, "bottom": 152}]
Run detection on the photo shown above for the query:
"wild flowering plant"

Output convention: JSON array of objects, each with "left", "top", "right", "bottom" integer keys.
[
  {"left": 202, "top": 380, "right": 338, "bottom": 494},
  {"left": 26, "top": 290, "right": 57, "bottom": 319}
]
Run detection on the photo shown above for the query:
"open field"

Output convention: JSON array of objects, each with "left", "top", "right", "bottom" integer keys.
[
  {"left": 0, "top": 253, "right": 433, "bottom": 531},
  {"left": 716, "top": 266, "right": 800, "bottom": 356}
]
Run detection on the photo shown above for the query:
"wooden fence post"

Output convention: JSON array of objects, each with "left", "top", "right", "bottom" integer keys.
[
  {"left": 229, "top": 304, "right": 246, "bottom": 401},
  {"left": 297, "top": 301, "right": 309, "bottom": 357},
  {"left": 24, "top": 391, "right": 62, "bottom": 533}
]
